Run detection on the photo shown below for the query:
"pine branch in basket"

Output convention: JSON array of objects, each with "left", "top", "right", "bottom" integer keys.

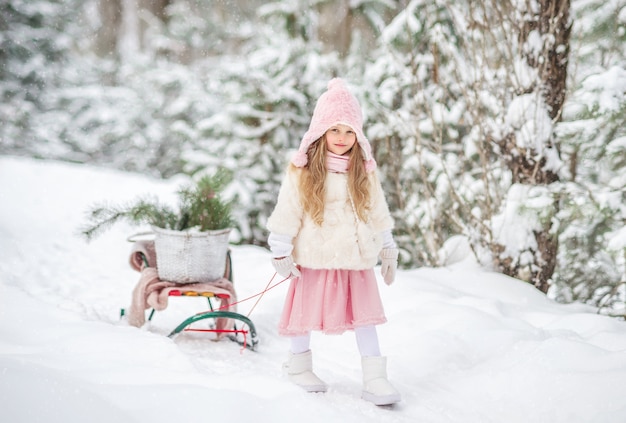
[
  {"left": 79, "top": 168, "right": 235, "bottom": 241},
  {"left": 80, "top": 198, "right": 178, "bottom": 241}
]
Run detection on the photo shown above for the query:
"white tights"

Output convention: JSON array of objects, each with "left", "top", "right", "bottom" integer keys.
[{"left": 289, "top": 325, "right": 382, "bottom": 357}]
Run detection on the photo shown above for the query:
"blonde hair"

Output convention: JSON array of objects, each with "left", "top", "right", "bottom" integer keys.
[{"left": 293, "top": 135, "right": 371, "bottom": 225}]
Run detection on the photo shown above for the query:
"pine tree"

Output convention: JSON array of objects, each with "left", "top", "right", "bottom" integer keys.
[
  {"left": 364, "top": 0, "right": 572, "bottom": 293},
  {"left": 182, "top": 3, "right": 347, "bottom": 244},
  {"left": 0, "top": 0, "right": 78, "bottom": 152},
  {"left": 363, "top": 0, "right": 471, "bottom": 267},
  {"left": 551, "top": 0, "right": 626, "bottom": 314}
]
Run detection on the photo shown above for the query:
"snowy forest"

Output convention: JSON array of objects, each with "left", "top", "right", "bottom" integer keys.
[{"left": 1, "top": 0, "right": 625, "bottom": 315}]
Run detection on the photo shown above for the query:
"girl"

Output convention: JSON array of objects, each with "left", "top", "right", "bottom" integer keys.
[{"left": 266, "top": 78, "right": 400, "bottom": 406}]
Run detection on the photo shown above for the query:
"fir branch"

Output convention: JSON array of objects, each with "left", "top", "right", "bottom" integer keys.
[
  {"left": 80, "top": 197, "right": 178, "bottom": 241},
  {"left": 79, "top": 169, "right": 235, "bottom": 241}
]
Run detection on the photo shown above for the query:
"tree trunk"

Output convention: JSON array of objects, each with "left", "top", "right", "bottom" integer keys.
[
  {"left": 496, "top": 0, "right": 571, "bottom": 293},
  {"left": 137, "top": 0, "right": 171, "bottom": 50},
  {"left": 95, "top": 0, "right": 122, "bottom": 58},
  {"left": 315, "top": 0, "right": 385, "bottom": 57},
  {"left": 521, "top": 0, "right": 571, "bottom": 121},
  {"left": 317, "top": 0, "right": 352, "bottom": 56},
  {"left": 102, "top": 0, "right": 171, "bottom": 58}
]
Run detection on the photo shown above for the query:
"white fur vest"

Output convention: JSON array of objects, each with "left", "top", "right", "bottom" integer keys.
[{"left": 266, "top": 167, "right": 394, "bottom": 270}]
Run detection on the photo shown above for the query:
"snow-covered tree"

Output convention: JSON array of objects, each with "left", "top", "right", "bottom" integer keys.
[
  {"left": 364, "top": 0, "right": 624, "bottom": 314},
  {"left": 364, "top": 0, "right": 571, "bottom": 292},
  {"left": 2, "top": 0, "right": 624, "bottom": 315},
  {"left": 486, "top": 0, "right": 571, "bottom": 293},
  {"left": 171, "top": 0, "right": 397, "bottom": 244},
  {"left": 24, "top": 0, "right": 259, "bottom": 178},
  {"left": 180, "top": 2, "right": 358, "bottom": 244},
  {"left": 552, "top": 0, "right": 626, "bottom": 315},
  {"left": 363, "top": 0, "right": 464, "bottom": 267},
  {"left": 0, "top": 0, "right": 79, "bottom": 153}
]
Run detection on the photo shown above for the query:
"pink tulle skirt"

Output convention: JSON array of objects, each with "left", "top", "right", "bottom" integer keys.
[{"left": 278, "top": 267, "right": 387, "bottom": 336}]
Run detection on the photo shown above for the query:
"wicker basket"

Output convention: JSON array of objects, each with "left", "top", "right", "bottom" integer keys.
[{"left": 152, "top": 226, "right": 231, "bottom": 283}]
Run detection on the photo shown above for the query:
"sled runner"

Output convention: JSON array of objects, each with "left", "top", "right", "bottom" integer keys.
[{"left": 122, "top": 237, "right": 259, "bottom": 351}]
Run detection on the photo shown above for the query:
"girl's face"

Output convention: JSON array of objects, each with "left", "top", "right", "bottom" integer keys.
[{"left": 325, "top": 124, "right": 357, "bottom": 156}]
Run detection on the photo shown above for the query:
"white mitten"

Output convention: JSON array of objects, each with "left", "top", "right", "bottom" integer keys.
[
  {"left": 380, "top": 248, "right": 399, "bottom": 285},
  {"left": 272, "top": 256, "right": 301, "bottom": 279}
]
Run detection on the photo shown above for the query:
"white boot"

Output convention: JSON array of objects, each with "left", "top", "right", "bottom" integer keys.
[
  {"left": 361, "top": 356, "right": 401, "bottom": 405},
  {"left": 283, "top": 350, "right": 327, "bottom": 393}
]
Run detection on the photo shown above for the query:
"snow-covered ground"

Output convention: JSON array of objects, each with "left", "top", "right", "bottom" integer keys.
[{"left": 1, "top": 155, "right": 625, "bottom": 423}]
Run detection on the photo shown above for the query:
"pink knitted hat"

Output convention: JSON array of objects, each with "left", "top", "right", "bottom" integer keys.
[{"left": 292, "top": 78, "right": 376, "bottom": 172}]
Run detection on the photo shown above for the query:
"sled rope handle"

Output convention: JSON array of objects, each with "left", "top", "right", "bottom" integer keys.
[
  {"left": 245, "top": 272, "right": 281, "bottom": 318},
  {"left": 202, "top": 272, "right": 290, "bottom": 317},
  {"left": 190, "top": 272, "right": 290, "bottom": 353}
]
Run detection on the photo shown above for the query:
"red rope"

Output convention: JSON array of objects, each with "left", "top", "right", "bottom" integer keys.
[
  {"left": 195, "top": 272, "right": 289, "bottom": 316},
  {"left": 187, "top": 272, "right": 291, "bottom": 353}
]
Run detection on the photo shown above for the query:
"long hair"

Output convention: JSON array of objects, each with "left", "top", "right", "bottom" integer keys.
[{"left": 294, "top": 135, "right": 371, "bottom": 225}]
